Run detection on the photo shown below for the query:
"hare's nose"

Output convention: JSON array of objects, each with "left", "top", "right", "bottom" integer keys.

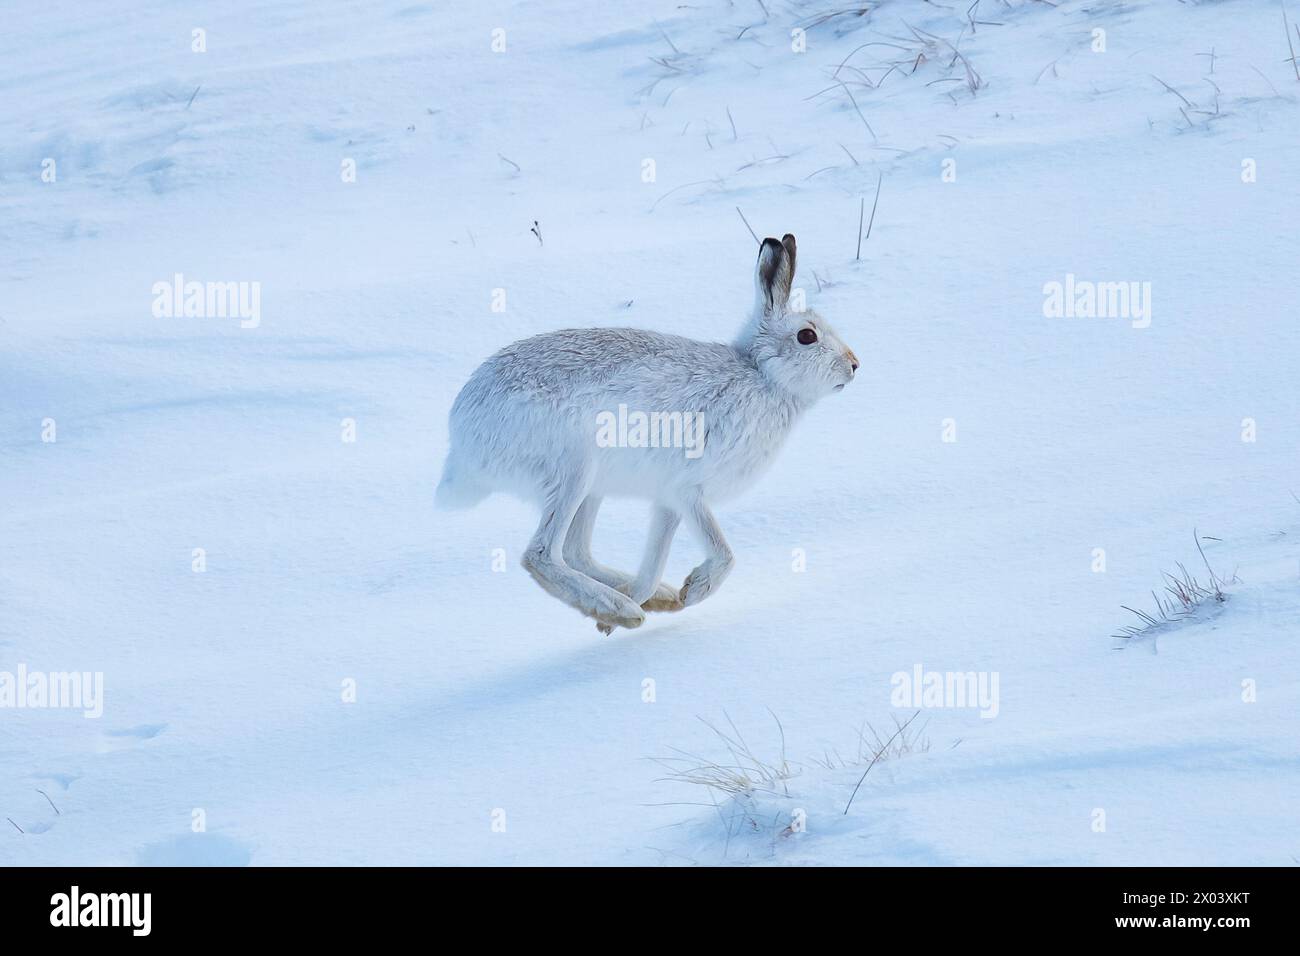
[{"left": 851, "top": 360, "right": 859, "bottom": 372}]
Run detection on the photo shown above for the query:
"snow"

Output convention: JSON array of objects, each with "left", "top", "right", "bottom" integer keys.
[{"left": 2, "top": 0, "right": 1297, "bottom": 865}]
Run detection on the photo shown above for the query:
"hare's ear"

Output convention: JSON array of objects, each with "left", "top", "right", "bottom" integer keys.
[
  {"left": 755, "top": 236, "right": 794, "bottom": 315},
  {"left": 780, "top": 234, "right": 797, "bottom": 276}
]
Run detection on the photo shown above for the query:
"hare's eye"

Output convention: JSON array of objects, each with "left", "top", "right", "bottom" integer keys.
[{"left": 797, "top": 328, "right": 818, "bottom": 345}]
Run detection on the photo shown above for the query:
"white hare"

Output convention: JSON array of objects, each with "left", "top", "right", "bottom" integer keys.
[{"left": 436, "top": 234, "right": 858, "bottom": 633}]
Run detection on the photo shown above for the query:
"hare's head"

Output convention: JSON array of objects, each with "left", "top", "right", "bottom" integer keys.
[{"left": 740, "top": 234, "right": 858, "bottom": 402}]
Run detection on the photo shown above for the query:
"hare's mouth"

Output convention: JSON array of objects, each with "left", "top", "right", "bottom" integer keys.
[{"left": 834, "top": 383, "right": 845, "bottom": 392}]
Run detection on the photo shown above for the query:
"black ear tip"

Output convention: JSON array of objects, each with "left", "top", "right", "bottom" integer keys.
[
  {"left": 782, "top": 233, "right": 796, "bottom": 245},
  {"left": 761, "top": 237, "right": 782, "bottom": 251}
]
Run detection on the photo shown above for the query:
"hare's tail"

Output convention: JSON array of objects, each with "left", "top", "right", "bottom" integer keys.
[{"left": 435, "top": 450, "right": 489, "bottom": 510}]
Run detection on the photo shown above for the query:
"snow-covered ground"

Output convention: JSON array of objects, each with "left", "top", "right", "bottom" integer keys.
[{"left": 2, "top": 0, "right": 1298, "bottom": 865}]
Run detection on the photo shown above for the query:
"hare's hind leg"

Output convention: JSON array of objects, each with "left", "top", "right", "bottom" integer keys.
[
  {"left": 678, "top": 492, "right": 734, "bottom": 607},
  {"left": 562, "top": 495, "right": 627, "bottom": 587},
  {"left": 523, "top": 477, "right": 645, "bottom": 631},
  {"left": 563, "top": 496, "right": 683, "bottom": 613}
]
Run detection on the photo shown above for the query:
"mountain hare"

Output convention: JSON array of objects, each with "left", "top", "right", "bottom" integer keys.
[{"left": 437, "top": 234, "right": 858, "bottom": 633}]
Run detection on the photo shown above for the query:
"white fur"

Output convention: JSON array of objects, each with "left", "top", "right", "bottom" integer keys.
[{"left": 437, "top": 235, "right": 858, "bottom": 632}]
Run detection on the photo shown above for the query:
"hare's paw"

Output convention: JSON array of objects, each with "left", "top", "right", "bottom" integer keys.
[
  {"left": 614, "top": 580, "right": 682, "bottom": 614},
  {"left": 594, "top": 591, "right": 645, "bottom": 632},
  {"left": 680, "top": 570, "right": 720, "bottom": 607},
  {"left": 641, "top": 582, "right": 685, "bottom": 613}
]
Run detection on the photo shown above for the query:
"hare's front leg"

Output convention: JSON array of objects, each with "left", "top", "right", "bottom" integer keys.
[
  {"left": 624, "top": 506, "right": 683, "bottom": 608},
  {"left": 592, "top": 505, "right": 685, "bottom": 635},
  {"left": 678, "top": 493, "right": 734, "bottom": 607},
  {"left": 563, "top": 496, "right": 682, "bottom": 612},
  {"left": 522, "top": 477, "right": 645, "bottom": 630}
]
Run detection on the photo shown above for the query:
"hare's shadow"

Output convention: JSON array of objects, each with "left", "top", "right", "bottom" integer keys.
[{"left": 418, "top": 617, "right": 696, "bottom": 720}]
